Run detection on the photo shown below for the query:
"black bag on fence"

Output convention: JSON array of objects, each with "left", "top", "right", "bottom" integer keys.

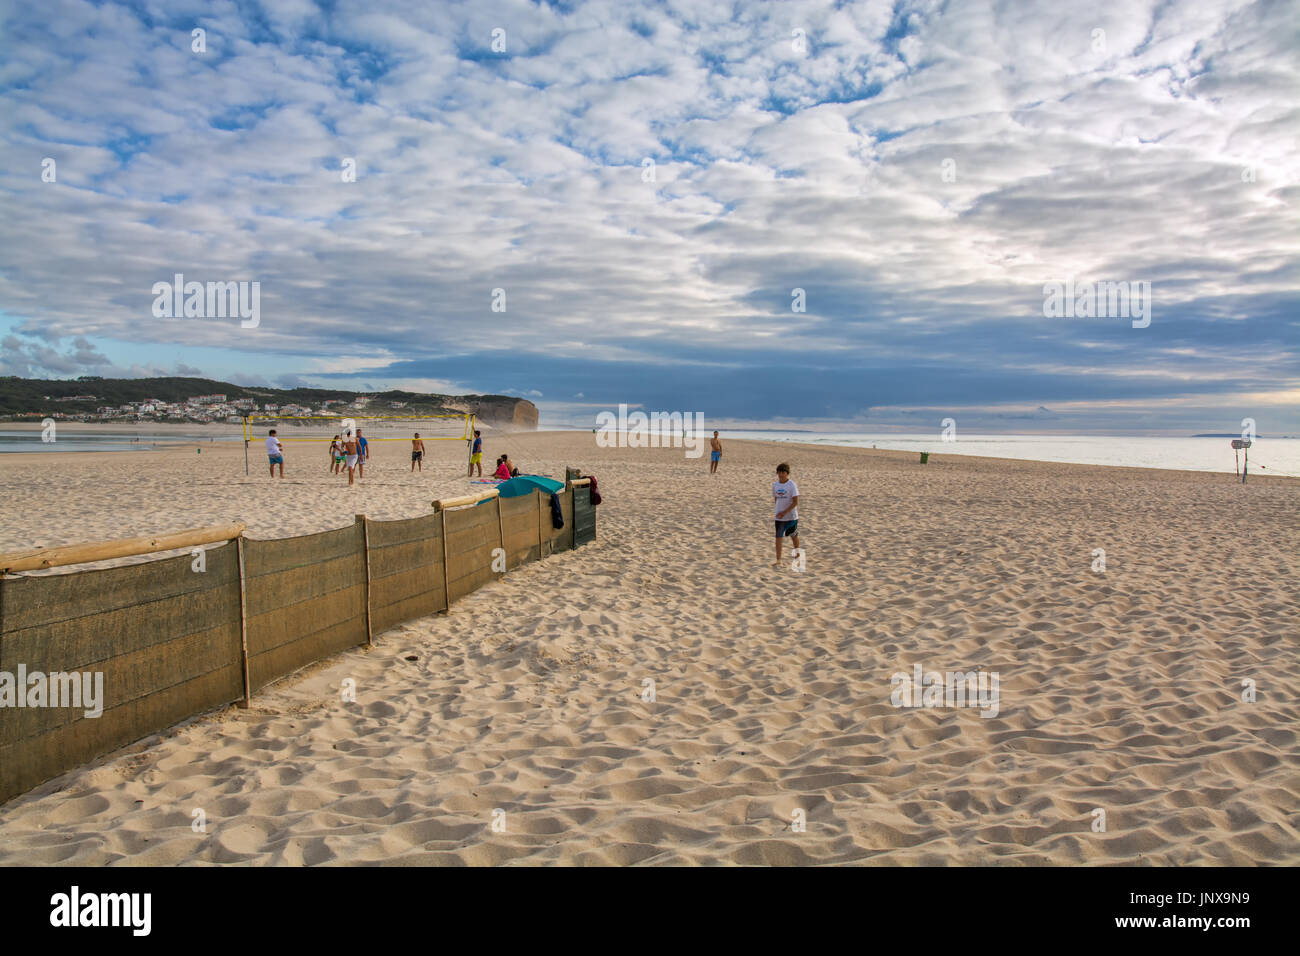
[{"left": 550, "top": 492, "right": 564, "bottom": 529}]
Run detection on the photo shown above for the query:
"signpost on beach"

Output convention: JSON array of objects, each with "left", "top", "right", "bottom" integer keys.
[
  {"left": 243, "top": 416, "right": 250, "bottom": 476},
  {"left": 1231, "top": 438, "right": 1250, "bottom": 484}
]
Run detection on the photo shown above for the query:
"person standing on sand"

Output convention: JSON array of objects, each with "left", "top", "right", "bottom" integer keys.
[
  {"left": 468, "top": 430, "right": 483, "bottom": 477},
  {"left": 411, "top": 433, "right": 425, "bottom": 472},
  {"left": 772, "top": 463, "right": 800, "bottom": 567},
  {"left": 266, "top": 429, "right": 284, "bottom": 478},
  {"left": 356, "top": 429, "right": 369, "bottom": 478},
  {"left": 329, "top": 434, "right": 343, "bottom": 474},
  {"left": 710, "top": 431, "right": 722, "bottom": 474},
  {"left": 342, "top": 431, "right": 359, "bottom": 486}
]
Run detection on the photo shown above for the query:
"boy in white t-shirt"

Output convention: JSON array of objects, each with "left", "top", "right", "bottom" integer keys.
[
  {"left": 266, "top": 429, "right": 284, "bottom": 478},
  {"left": 772, "top": 462, "right": 800, "bottom": 566}
]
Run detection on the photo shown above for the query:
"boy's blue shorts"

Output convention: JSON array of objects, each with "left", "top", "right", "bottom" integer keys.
[
  {"left": 774, "top": 519, "right": 798, "bottom": 538},
  {"left": 268, "top": 454, "right": 283, "bottom": 465},
  {"left": 710, "top": 451, "right": 721, "bottom": 461}
]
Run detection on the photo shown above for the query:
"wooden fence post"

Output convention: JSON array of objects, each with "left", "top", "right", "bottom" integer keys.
[
  {"left": 356, "top": 514, "right": 372, "bottom": 648},
  {"left": 440, "top": 507, "right": 450, "bottom": 612},
  {"left": 496, "top": 495, "right": 506, "bottom": 574},
  {"left": 236, "top": 534, "right": 251, "bottom": 708},
  {"left": 537, "top": 489, "right": 545, "bottom": 560}
]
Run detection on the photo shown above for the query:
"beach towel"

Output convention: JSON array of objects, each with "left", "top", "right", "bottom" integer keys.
[
  {"left": 588, "top": 474, "right": 602, "bottom": 506},
  {"left": 495, "top": 475, "right": 564, "bottom": 499},
  {"left": 550, "top": 492, "right": 564, "bottom": 529}
]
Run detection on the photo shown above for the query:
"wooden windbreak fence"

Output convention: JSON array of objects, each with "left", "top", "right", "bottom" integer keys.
[{"left": 0, "top": 484, "right": 595, "bottom": 806}]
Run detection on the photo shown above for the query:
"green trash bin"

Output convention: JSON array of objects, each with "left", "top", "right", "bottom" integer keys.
[{"left": 920, "top": 452, "right": 929, "bottom": 464}]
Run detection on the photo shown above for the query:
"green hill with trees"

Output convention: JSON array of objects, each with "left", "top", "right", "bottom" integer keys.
[{"left": 0, "top": 375, "right": 537, "bottom": 427}]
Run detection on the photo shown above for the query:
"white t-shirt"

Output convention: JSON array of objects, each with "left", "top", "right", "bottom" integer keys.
[
  {"left": 266, "top": 436, "right": 281, "bottom": 456},
  {"left": 773, "top": 479, "right": 798, "bottom": 520}
]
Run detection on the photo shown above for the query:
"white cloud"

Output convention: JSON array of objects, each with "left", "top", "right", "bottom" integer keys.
[{"left": 0, "top": 0, "right": 1292, "bottom": 411}]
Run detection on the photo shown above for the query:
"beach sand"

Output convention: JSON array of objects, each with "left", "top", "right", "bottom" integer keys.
[{"left": 0, "top": 431, "right": 1296, "bottom": 865}]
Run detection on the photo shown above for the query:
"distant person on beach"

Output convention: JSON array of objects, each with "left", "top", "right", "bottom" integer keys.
[
  {"left": 340, "top": 431, "right": 361, "bottom": 486},
  {"left": 772, "top": 463, "right": 800, "bottom": 566},
  {"left": 356, "top": 429, "right": 369, "bottom": 477},
  {"left": 468, "top": 430, "right": 483, "bottom": 477},
  {"left": 329, "top": 434, "right": 343, "bottom": 474},
  {"left": 493, "top": 455, "right": 511, "bottom": 480},
  {"left": 411, "top": 433, "right": 425, "bottom": 472},
  {"left": 266, "top": 429, "right": 284, "bottom": 478},
  {"left": 710, "top": 431, "right": 722, "bottom": 474}
]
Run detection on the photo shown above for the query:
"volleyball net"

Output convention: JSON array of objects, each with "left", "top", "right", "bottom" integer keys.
[{"left": 241, "top": 412, "right": 475, "bottom": 443}]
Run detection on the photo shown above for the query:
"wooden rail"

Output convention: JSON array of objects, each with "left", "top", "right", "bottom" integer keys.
[
  {"left": 0, "top": 522, "right": 247, "bottom": 574},
  {"left": 432, "top": 489, "right": 500, "bottom": 511}
]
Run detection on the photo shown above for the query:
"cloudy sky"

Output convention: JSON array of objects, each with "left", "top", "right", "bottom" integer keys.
[{"left": 1, "top": 0, "right": 1296, "bottom": 433}]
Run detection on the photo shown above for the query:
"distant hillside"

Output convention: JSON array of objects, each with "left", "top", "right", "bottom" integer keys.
[{"left": 0, "top": 376, "right": 538, "bottom": 428}]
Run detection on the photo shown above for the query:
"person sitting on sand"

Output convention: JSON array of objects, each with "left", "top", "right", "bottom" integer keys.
[
  {"left": 266, "top": 429, "right": 284, "bottom": 478},
  {"left": 492, "top": 455, "right": 511, "bottom": 480},
  {"left": 411, "top": 433, "right": 425, "bottom": 472},
  {"left": 772, "top": 462, "right": 800, "bottom": 567},
  {"left": 503, "top": 454, "right": 519, "bottom": 477},
  {"left": 329, "top": 434, "right": 343, "bottom": 474},
  {"left": 710, "top": 430, "right": 722, "bottom": 474},
  {"left": 342, "top": 431, "right": 359, "bottom": 486}
]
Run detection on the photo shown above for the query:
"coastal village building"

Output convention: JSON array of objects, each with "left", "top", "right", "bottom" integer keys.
[{"left": 11, "top": 390, "right": 461, "bottom": 426}]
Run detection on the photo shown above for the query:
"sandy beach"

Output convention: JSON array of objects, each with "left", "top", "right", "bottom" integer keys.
[{"left": 0, "top": 431, "right": 1296, "bottom": 865}]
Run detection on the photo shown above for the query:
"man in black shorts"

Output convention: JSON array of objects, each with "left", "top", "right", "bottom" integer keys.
[{"left": 411, "top": 432, "right": 425, "bottom": 472}]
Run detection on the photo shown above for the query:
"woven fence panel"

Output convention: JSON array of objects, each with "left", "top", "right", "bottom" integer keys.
[
  {"left": 499, "top": 493, "right": 541, "bottom": 568},
  {"left": 366, "top": 513, "right": 445, "bottom": 634},
  {"left": 546, "top": 490, "right": 574, "bottom": 556},
  {"left": 444, "top": 503, "right": 499, "bottom": 605},
  {"left": 2, "top": 485, "right": 598, "bottom": 806},
  {"left": 243, "top": 524, "right": 366, "bottom": 692},
  {"left": 573, "top": 486, "right": 596, "bottom": 547},
  {"left": 0, "top": 542, "right": 242, "bottom": 804}
]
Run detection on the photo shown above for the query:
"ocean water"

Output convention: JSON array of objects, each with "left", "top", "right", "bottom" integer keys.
[
  {"left": 563, "top": 426, "right": 1298, "bottom": 476},
  {"left": 6, "top": 427, "right": 1299, "bottom": 477},
  {"left": 0, "top": 430, "right": 239, "bottom": 453},
  {"left": 713, "top": 432, "right": 1300, "bottom": 477}
]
